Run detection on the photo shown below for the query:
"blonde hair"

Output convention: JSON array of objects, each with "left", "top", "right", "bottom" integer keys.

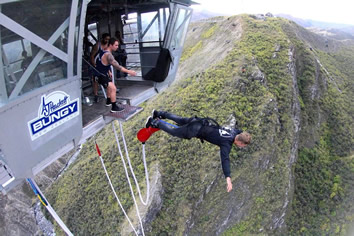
[{"left": 236, "top": 132, "right": 252, "bottom": 145}]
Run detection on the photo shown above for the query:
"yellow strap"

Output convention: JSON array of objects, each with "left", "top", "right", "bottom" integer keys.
[{"left": 37, "top": 195, "right": 47, "bottom": 206}]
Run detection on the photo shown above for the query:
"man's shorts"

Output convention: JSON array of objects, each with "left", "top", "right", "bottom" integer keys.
[{"left": 95, "top": 75, "right": 111, "bottom": 88}]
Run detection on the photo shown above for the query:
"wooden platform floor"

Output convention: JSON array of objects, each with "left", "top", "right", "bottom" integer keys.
[{"left": 81, "top": 85, "right": 151, "bottom": 127}]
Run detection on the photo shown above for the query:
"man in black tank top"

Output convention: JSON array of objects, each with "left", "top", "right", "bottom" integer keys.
[
  {"left": 90, "top": 33, "right": 110, "bottom": 103},
  {"left": 145, "top": 110, "right": 251, "bottom": 192},
  {"left": 97, "top": 37, "right": 137, "bottom": 112}
]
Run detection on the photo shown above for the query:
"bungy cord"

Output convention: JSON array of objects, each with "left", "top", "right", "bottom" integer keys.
[
  {"left": 97, "top": 120, "right": 151, "bottom": 235},
  {"left": 96, "top": 142, "right": 140, "bottom": 236},
  {"left": 112, "top": 121, "right": 149, "bottom": 235},
  {"left": 116, "top": 121, "right": 150, "bottom": 205}
]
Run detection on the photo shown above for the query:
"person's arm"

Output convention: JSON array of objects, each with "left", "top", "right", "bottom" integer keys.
[
  {"left": 107, "top": 53, "right": 137, "bottom": 76},
  {"left": 226, "top": 177, "right": 232, "bottom": 192},
  {"left": 90, "top": 43, "right": 99, "bottom": 66},
  {"left": 220, "top": 146, "right": 232, "bottom": 192}
]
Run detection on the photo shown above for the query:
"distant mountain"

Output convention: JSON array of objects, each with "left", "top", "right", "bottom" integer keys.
[
  {"left": 276, "top": 13, "right": 353, "bottom": 29},
  {"left": 276, "top": 13, "right": 354, "bottom": 39},
  {"left": 191, "top": 8, "right": 225, "bottom": 21},
  {"left": 191, "top": 11, "right": 354, "bottom": 39}
]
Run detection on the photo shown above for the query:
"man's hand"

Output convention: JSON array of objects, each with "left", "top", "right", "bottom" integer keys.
[
  {"left": 226, "top": 177, "right": 232, "bottom": 192},
  {"left": 128, "top": 70, "right": 137, "bottom": 76}
]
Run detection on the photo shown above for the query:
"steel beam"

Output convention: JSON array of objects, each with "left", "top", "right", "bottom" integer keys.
[{"left": 9, "top": 18, "right": 70, "bottom": 99}]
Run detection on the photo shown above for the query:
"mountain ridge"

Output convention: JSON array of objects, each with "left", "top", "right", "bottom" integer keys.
[
  {"left": 44, "top": 15, "right": 353, "bottom": 235},
  {"left": 1, "top": 14, "right": 353, "bottom": 235},
  {"left": 192, "top": 8, "right": 354, "bottom": 39}
]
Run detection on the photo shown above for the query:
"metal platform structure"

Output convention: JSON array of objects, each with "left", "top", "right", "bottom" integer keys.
[{"left": 0, "top": 0, "right": 194, "bottom": 193}]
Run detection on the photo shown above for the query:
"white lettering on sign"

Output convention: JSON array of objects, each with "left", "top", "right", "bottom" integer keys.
[{"left": 28, "top": 91, "right": 80, "bottom": 141}]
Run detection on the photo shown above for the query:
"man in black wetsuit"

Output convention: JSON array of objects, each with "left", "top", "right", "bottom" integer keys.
[{"left": 145, "top": 110, "right": 251, "bottom": 192}]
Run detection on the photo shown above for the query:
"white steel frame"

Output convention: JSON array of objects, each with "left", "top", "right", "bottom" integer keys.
[
  {"left": 0, "top": 0, "right": 86, "bottom": 101},
  {"left": 0, "top": 0, "right": 90, "bottom": 234}
]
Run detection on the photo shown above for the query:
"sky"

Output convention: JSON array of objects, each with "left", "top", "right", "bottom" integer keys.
[{"left": 192, "top": 0, "right": 354, "bottom": 26}]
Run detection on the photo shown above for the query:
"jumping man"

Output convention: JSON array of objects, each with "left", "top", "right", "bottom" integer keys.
[{"left": 145, "top": 110, "right": 251, "bottom": 192}]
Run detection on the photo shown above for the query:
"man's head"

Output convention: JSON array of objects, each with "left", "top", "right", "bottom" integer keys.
[
  {"left": 100, "top": 33, "right": 110, "bottom": 50},
  {"left": 234, "top": 132, "right": 251, "bottom": 148},
  {"left": 108, "top": 37, "right": 119, "bottom": 51},
  {"left": 101, "top": 33, "right": 110, "bottom": 42}
]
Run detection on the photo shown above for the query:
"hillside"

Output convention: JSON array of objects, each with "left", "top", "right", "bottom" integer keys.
[
  {"left": 276, "top": 13, "right": 354, "bottom": 40},
  {"left": 7, "top": 14, "right": 353, "bottom": 235}
]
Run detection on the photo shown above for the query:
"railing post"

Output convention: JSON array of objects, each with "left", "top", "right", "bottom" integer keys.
[{"left": 27, "top": 178, "right": 74, "bottom": 236}]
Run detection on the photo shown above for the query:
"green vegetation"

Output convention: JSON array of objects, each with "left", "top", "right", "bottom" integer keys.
[
  {"left": 201, "top": 23, "right": 218, "bottom": 38},
  {"left": 282, "top": 16, "right": 354, "bottom": 236},
  {"left": 288, "top": 148, "right": 354, "bottom": 235},
  {"left": 45, "top": 15, "right": 353, "bottom": 235},
  {"left": 221, "top": 15, "right": 295, "bottom": 235},
  {"left": 180, "top": 40, "right": 203, "bottom": 62}
]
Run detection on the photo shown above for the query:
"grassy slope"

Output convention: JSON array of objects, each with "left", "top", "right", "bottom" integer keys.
[
  {"left": 282, "top": 21, "right": 354, "bottom": 235},
  {"left": 145, "top": 15, "right": 294, "bottom": 235},
  {"left": 45, "top": 15, "right": 353, "bottom": 235},
  {"left": 221, "top": 15, "right": 296, "bottom": 235}
]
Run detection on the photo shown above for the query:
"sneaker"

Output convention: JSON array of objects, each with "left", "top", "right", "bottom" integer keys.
[
  {"left": 145, "top": 116, "right": 154, "bottom": 128},
  {"left": 152, "top": 109, "right": 158, "bottom": 119},
  {"left": 111, "top": 103, "right": 125, "bottom": 113},
  {"left": 94, "top": 95, "right": 99, "bottom": 103},
  {"left": 105, "top": 98, "right": 112, "bottom": 107},
  {"left": 152, "top": 109, "right": 163, "bottom": 119}
]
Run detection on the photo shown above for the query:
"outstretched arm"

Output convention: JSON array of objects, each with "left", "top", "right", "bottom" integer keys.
[
  {"left": 226, "top": 177, "right": 232, "bottom": 192},
  {"left": 107, "top": 53, "right": 137, "bottom": 76},
  {"left": 220, "top": 147, "right": 232, "bottom": 192}
]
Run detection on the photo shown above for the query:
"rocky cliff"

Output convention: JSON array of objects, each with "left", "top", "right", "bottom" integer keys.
[{"left": 1, "top": 15, "right": 353, "bottom": 235}]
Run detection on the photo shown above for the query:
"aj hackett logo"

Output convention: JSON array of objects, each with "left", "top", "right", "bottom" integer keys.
[{"left": 28, "top": 91, "right": 79, "bottom": 140}]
